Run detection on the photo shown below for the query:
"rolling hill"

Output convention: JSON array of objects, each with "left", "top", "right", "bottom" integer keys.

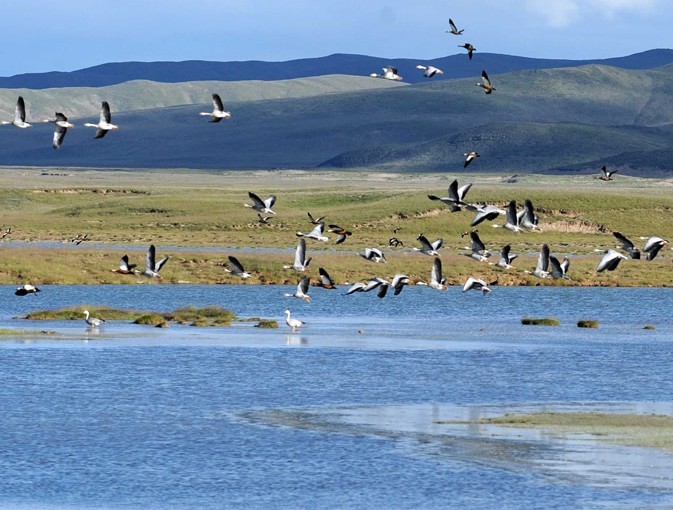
[{"left": 1, "top": 62, "right": 673, "bottom": 174}]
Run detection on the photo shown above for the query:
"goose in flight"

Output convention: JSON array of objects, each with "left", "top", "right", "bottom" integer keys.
[
  {"left": 428, "top": 179, "right": 472, "bottom": 210},
  {"left": 459, "top": 43, "right": 475, "bottom": 60},
  {"left": 467, "top": 203, "right": 504, "bottom": 227},
  {"left": 641, "top": 236, "right": 669, "bottom": 261},
  {"left": 257, "top": 213, "right": 273, "bottom": 224},
  {"left": 613, "top": 231, "right": 641, "bottom": 259},
  {"left": 244, "top": 192, "right": 276, "bottom": 215},
  {"left": 317, "top": 267, "right": 337, "bottom": 289},
  {"left": 142, "top": 244, "right": 169, "bottom": 278},
  {"left": 600, "top": 165, "right": 617, "bottom": 181},
  {"left": 418, "top": 257, "right": 447, "bottom": 290},
  {"left": 84, "top": 101, "right": 118, "bottom": 138},
  {"left": 493, "top": 201, "right": 523, "bottom": 233},
  {"left": 307, "top": 212, "right": 324, "bottom": 225},
  {"left": 462, "top": 230, "right": 492, "bottom": 263},
  {"left": 44, "top": 112, "right": 75, "bottom": 149},
  {"left": 596, "top": 249, "right": 627, "bottom": 272},
  {"left": 83, "top": 309, "right": 105, "bottom": 328},
  {"left": 113, "top": 254, "right": 139, "bottom": 275},
  {"left": 464, "top": 151, "right": 480, "bottom": 168},
  {"left": 284, "top": 238, "right": 311, "bottom": 271},
  {"left": 358, "top": 247, "right": 386, "bottom": 263},
  {"left": 370, "top": 65, "right": 402, "bottom": 81},
  {"left": 2, "top": 96, "right": 31, "bottom": 128},
  {"left": 284, "top": 276, "right": 311, "bottom": 302},
  {"left": 199, "top": 93, "right": 231, "bottom": 122},
  {"left": 525, "top": 244, "right": 550, "bottom": 278},
  {"left": 477, "top": 70, "right": 496, "bottom": 94},
  {"left": 225, "top": 255, "right": 251, "bottom": 278},
  {"left": 284, "top": 309, "right": 304, "bottom": 333},
  {"left": 447, "top": 18, "right": 464, "bottom": 35},
  {"left": 416, "top": 65, "right": 443, "bottom": 78},
  {"left": 296, "top": 222, "right": 329, "bottom": 242},
  {"left": 549, "top": 255, "right": 570, "bottom": 279},
  {"left": 413, "top": 234, "right": 443, "bottom": 256},
  {"left": 517, "top": 199, "right": 541, "bottom": 231},
  {"left": 390, "top": 274, "right": 411, "bottom": 296},
  {"left": 463, "top": 277, "right": 491, "bottom": 293},
  {"left": 15, "top": 284, "right": 40, "bottom": 296},
  {"left": 497, "top": 244, "right": 517, "bottom": 270},
  {"left": 328, "top": 224, "right": 352, "bottom": 244}
]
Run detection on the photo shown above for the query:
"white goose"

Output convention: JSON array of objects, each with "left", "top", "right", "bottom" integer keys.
[
  {"left": 296, "top": 222, "right": 329, "bottom": 242},
  {"left": 83, "top": 309, "right": 105, "bottom": 328},
  {"left": 284, "top": 238, "right": 311, "bottom": 271},
  {"left": 142, "top": 244, "right": 169, "bottom": 278},
  {"left": 370, "top": 65, "right": 402, "bottom": 81},
  {"left": 463, "top": 277, "right": 491, "bottom": 293},
  {"left": 284, "top": 309, "right": 304, "bottom": 333},
  {"left": 45, "top": 112, "right": 75, "bottom": 149},
  {"left": 2, "top": 96, "right": 31, "bottom": 128},
  {"left": 416, "top": 65, "right": 443, "bottom": 78},
  {"left": 244, "top": 192, "right": 276, "bottom": 215},
  {"left": 284, "top": 276, "right": 311, "bottom": 302},
  {"left": 199, "top": 93, "right": 231, "bottom": 122},
  {"left": 84, "top": 101, "right": 118, "bottom": 138}
]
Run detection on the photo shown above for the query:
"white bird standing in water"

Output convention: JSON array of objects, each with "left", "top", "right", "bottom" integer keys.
[
  {"left": 284, "top": 309, "right": 304, "bottom": 333},
  {"left": 84, "top": 101, "right": 118, "bottom": 138},
  {"left": 83, "top": 309, "right": 105, "bottom": 328},
  {"left": 2, "top": 96, "right": 32, "bottom": 128}
]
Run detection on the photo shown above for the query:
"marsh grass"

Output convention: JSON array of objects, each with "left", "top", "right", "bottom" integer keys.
[
  {"left": 255, "top": 320, "right": 279, "bottom": 328},
  {"left": 521, "top": 317, "right": 560, "bottom": 326},
  {"left": 2, "top": 169, "right": 673, "bottom": 286},
  {"left": 577, "top": 319, "right": 599, "bottom": 328},
  {"left": 167, "top": 306, "right": 236, "bottom": 326}
]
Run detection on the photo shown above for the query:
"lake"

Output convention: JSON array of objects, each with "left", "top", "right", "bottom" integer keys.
[{"left": 0, "top": 284, "right": 672, "bottom": 509}]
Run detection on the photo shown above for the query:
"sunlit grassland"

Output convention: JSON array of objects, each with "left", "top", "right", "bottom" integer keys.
[{"left": 1, "top": 168, "right": 673, "bottom": 286}]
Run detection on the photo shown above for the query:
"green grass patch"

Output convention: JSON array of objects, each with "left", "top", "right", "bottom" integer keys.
[
  {"left": 167, "top": 306, "right": 236, "bottom": 326},
  {"left": 24, "top": 306, "right": 141, "bottom": 321},
  {"left": 521, "top": 317, "right": 560, "bottom": 326},
  {"left": 644, "top": 324, "right": 656, "bottom": 330},
  {"left": 577, "top": 319, "right": 599, "bottom": 328},
  {"left": 256, "top": 320, "right": 279, "bottom": 329},
  {"left": 133, "top": 313, "right": 168, "bottom": 327}
]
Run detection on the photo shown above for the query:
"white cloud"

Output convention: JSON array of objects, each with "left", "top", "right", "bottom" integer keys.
[
  {"left": 525, "top": 0, "right": 580, "bottom": 28},
  {"left": 524, "top": 0, "right": 659, "bottom": 27}
]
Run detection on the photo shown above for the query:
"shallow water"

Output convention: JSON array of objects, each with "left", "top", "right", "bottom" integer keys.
[{"left": 1, "top": 284, "right": 673, "bottom": 509}]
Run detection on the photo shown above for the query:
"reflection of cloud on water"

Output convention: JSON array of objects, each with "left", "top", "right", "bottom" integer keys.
[
  {"left": 285, "top": 335, "right": 307, "bottom": 346},
  {"left": 237, "top": 402, "right": 673, "bottom": 492}
]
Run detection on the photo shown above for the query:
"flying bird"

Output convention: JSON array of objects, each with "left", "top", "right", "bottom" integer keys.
[
  {"left": 413, "top": 234, "right": 443, "bottom": 256},
  {"left": 296, "top": 222, "right": 329, "bottom": 242},
  {"left": 549, "top": 255, "right": 570, "bottom": 279},
  {"left": 492, "top": 201, "right": 523, "bottom": 233},
  {"left": 2, "top": 96, "right": 31, "bottom": 128},
  {"left": 600, "top": 165, "right": 617, "bottom": 181},
  {"left": 463, "top": 230, "right": 492, "bottom": 263},
  {"left": 467, "top": 203, "right": 504, "bottom": 227},
  {"left": 257, "top": 213, "right": 273, "bottom": 224},
  {"left": 284, "top": 238, "right": 311, "bottom": 271},
  {"left": 44, "top": 112, "right": 75, "bottom": 149},
  {"left": 613, "top": 231, "right": 641, "bottom": 259},
  {"left": 416, "top": 65, "right": 443, "bottom": 78},
  {"left": 641, "top": 236, "right": 669, "bottom": 261},
  {"left": 317, "top": 267, "right": 337, "bottom": 289},
  {"left": 199, "top": 93, "right": 231, "bottom": 122},
  {"left": 328, "top": 224, "right": 352, "bottom": 244},
  {"left": 141, "top": 244, "right": 169, "bottom": 278},
  {"left": 284, "top": 276, "right": 311, "bottom": 302},
  {"left": 525, "top": 244, "right": 551, "bottom": 278},
  {"left": 428, "top": 179, "right": 472, "bottom": 210},
  {"left": 446, "top": 18, "right": 464, "bottom": 35},
  {"left": 83, "top": 309, "right": 105, "bottom": 328},
  {"left": 418, "top": 257, "right": 447, "bottom": 290},
  {"left": 244, "top": 192, "right": 276, "bottom": 215},
  {"left": 84, "top": 101, "right": 118, "bottom": 138},
  {"left": 464, "top": 151, "right": 480, "bottom": 168},
  {"left": 497, "top": 244, "right": 518, "bottom": 270},
  {"left": 225, "top": 255, "right": 251, "bottom": 278},
  {"left": 477, "top": 70, "right": 496, "bottom": 94},
  {"left": 463, "top": 277, "right": 491, "bottom": 293},
  {"left": 307, "top": 212, "right": 325, "bottom": 225},
  {"left": 596, "top": 249, "right": 628, "bottom": 272},
  {"left": 15, "top": 284, "right": 40, "bottom": 296},
  {"left": 459, "top": 43, "right": 475, "bottom": 60},
  {"left": 370, "top": 65, "right": 402, "bottom": 81},
  {"left": 358, "top": 247, "right": 387, "bottom": 263},
  {"left": 518, "top": 199, "right": 541, "bottom": 231},
  {"left": 113, "top": 254, "right": 139, "bottom": 275},
  {"left": 284, "top": 309, "right": 304, "bottom": 333}
]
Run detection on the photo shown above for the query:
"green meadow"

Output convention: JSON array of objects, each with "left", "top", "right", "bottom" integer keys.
[{"left": 2, "top": 168, "right": 673, "bottom": 286}]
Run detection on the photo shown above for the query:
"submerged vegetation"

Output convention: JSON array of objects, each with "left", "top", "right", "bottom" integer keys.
[
  {"left": 521, "top": 317, "right": 560, "bottom": 326},
  {"left": 577, "top": 319, "right": 599, "bottom": 328}
]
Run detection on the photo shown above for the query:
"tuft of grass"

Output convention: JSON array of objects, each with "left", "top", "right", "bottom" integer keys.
[
  {"left": 521, "top": 316, "right": 560, "bottom": 326},
  {"left": 167, "top": 306, "right": 236, "bottom": 327},
  {"left": 577, "top": 319, "right": 599, "bottom": 328},
  {"left": 643, "top": 324, "right": 656, "bottom": 330},
  {"left": 25, "top": 306, "right": 140, "bottom": 321},
  {"left": 256, "top": 320, "right": 279, "bottom": 329},
  {"left": 134, "top": 314, "right": 168, "bottom": 327}
]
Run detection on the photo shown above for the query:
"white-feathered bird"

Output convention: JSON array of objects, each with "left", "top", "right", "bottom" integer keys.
[
  {"left": 199, "top": 93, "right": 231, "bottom": 122},
  {"left": 284, "top": 309, "right": 304, "bottom": 333},
  {"left": 84, "top": 101, "right": 118, "bottom": 138}
]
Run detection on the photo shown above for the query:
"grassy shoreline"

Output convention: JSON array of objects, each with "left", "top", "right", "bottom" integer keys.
[{"left": 2, "top": 167, "right": 673, "bottom": 286}]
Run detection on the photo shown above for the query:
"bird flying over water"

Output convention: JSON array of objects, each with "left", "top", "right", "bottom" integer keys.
[
  {"left": 317, "top": 267, "right": 337, "bottom": 289},
  {"left": 284, "top": 238, "right": 311, "bottom": 271},
  {"left": 225, "top": 255, "right": 252, "bottom": 278},
  {"left": 84, "top": 101, "right": 118, "bottom": 138},
  {"left": 199, "top": 93, "right": 231, "bottom": 122},
  {"left": 358, "top": 247, "right": 386, "bottom": 263},
  {"left": 463, "top": 277, "right": 491, "bottom": 293},
  {"left": 418, "top": 257, "right": 447, "bottom": 290},
  {"left": 284, "top": 276, "right": 311, "bottom": 302},
  {"left": 2, "top": 96, "right": 31, "bottom": 128},
  {"left": 44, "top": 112, "right": 75, "bottom": 149},
  {"left": 596, "top": 249, "right": 627, "bottom": 272},
  {"left": 525, "top": 244, "right": 551, "bottom": 278},
  {"left": 142, "top": 244, "right": 169, "bottom": 278}
]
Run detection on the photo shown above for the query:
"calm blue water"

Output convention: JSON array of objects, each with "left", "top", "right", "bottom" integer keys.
[{"left": 1, "top": 284, "right": 673, "bottom": 509}]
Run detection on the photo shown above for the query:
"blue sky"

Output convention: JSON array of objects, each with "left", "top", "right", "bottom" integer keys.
[{"left": 4, "top": 0, "right": 671, "bottom": 76}]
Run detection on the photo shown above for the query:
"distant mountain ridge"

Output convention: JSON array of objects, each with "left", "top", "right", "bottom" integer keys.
[{"left": 3, "top": 49, "right": 673, "bottom": 89}]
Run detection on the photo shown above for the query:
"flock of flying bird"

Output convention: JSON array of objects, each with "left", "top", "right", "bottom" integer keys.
[{"left": 5, "top": 17, "right": 665, "bottom": 332}]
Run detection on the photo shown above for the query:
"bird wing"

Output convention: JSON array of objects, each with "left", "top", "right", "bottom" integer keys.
[
  {"left": 481, "top": 70, "right": 491, "bottom": 87},
  {"left": 212, "top": 93, "right": 224, "bottom": 112},
  {"left": 15, "top": 96, "right": 26, "bottom": 122},
  {"left": 247, "top": 192, "right": 266, "bottom": 209},
  {"left": 417, "top": 234, "right": 433, "bottom": 251},
  {"left": 506, "top": 201, "right": 518, "bottom": 226},
  {"left": 298, "top": 276, "right": 310, "bottom": 295},
  {"left": 145, "top": 244, "right": 156, "bottom": 272},
  {"left": 537, "top": 244, "right": 550, "bottom": 272},
  {"left": 549, "top": 256, "right": 564, "bottom": 279},
  {"left": 463, "top": 277, "right": 477, "bottom": 291},
  {"left": 155, "top": 256, "right": 169, "bottom": 273},
  {"left": 647, "top": 242, "right": 665, "bottom": 261},
  {"left": 613, "top": 231, "right": 636, "bottom": 250},
  {"left": 431, "top": 238, "right": 443, "bottom": 250},
  {"left": 447, "top": 180, "right": 459, "bottom": 202},
  {"left": 55, "top": 112, "right": 68, "bottom": 122},
  {"left": 318, "top": 267, "right": 334, "bottom": 287},
  {"left": 431, "top": 257, "right": 442, "bottom": 284},
  {"left": 499, "top": 244, "right": 511, "bottom": 265},
  {"left": 94, "top": 128, "right": 107, "bottom": 139},
  {"left": 449, "top": 18, "right": 458, "bottom": 32},
  {"left": 471, "top": 231, "right": 486, "bottom": 253},
  {"left": 101, "top": 101, "right": 112, "bottom": 123},
  {"left": 228, "top": 255, "right": 246, "bottom": 274},
  {"left": 376, "top": 283, "right": 389, "bottom": 298},
  {"left": 295, "top": 238, "right": 306, "bottom": 266},
  {"left": 346, "top": 282, "right": 366, "bottom": 294},
  {"left": 53, "top": 126, "right": 67, "bottom": 149},
  {"left": 457, "top": 182, "right": 472, "bottom": 202},
  {"left": 264, "top": 195, "right": 276, "bottom": 209}
]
